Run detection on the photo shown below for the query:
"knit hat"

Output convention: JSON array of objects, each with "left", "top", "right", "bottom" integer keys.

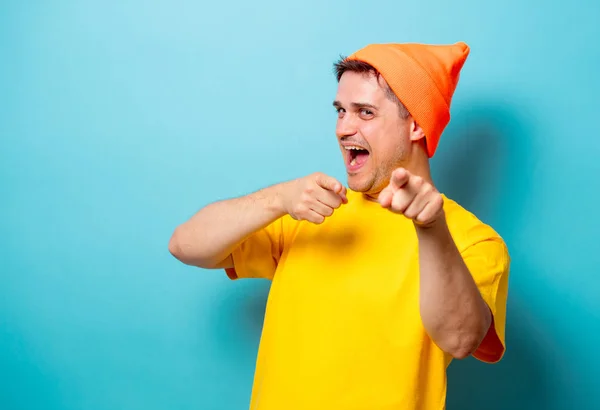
[{"left": 347, "top": 42, "right": 470, "bottom": 157}]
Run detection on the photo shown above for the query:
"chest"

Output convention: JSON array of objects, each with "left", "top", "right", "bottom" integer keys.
[
  {"left": 273, "top": 214, "right": 421, "bottom": 313},
  {"left": 265, "top": 215, "right": 426, "bottom": 352}
]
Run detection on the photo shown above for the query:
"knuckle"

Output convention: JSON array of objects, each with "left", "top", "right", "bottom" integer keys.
[
  {"left": 303, "top": 191, "right": 315, "bottom": 201},
  {"left": 404, "top": 208, "right": 417, "bottom": 219},
  {"left": 295, "top": 204, "right": 307, "bottom": 215},
  {"left": 391, "top": 198, "right": 405, "bottom": 212},
  {"left": 415, "top": 214, "right": 427, "bottom": 224}
]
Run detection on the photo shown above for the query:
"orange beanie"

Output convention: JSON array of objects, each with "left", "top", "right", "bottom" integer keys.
[{"left": 348, "top": 42, "right": 470, "bottom": 157}]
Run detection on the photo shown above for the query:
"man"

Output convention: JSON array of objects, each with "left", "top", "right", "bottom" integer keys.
[{"left": 169, "top": 41, "right": 510, "bottom": 410}]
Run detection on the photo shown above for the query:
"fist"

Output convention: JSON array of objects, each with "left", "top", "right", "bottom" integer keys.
[
  {"left": 378, "top": 168, "right": 444, "bottom": 227},
  {"left": 282, "top": 172, "right": 348, "bottom": 224}
]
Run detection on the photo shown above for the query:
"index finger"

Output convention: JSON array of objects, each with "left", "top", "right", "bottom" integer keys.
[
  {"left": 389, "top": 168, "right": 410, "bottom": 190},
  {"left": 315, "top": 173, "right": 343, "bottom": 193}
]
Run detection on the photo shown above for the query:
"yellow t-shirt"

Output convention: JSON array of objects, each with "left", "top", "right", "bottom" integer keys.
[{"left": 226, "top": 190, "right": 510, "bottom": 410}]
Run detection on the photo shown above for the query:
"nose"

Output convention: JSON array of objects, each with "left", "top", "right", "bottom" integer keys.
[{"left": 336, "top": 113, "right": 358, "bottom": 139}]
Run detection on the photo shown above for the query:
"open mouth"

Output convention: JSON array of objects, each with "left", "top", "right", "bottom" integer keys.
[{"left": 344, "top": 145, "right": 370, "bottom": 171}]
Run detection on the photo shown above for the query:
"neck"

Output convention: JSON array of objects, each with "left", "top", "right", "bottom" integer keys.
[
  {"left": 407, "top": 151, "right": 433, "bottom": 184},
  {"left": 364, "top": 143, "right": 433, "bottom": 202}
]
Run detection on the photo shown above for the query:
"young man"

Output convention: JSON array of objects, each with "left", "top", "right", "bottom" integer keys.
[{"left": 169, "top": 42, "right": 510, "bottom": 410}]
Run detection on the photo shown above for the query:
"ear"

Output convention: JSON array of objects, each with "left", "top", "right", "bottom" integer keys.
[{"left": 409, "top": 118, "right": 426, "bottom": 142}]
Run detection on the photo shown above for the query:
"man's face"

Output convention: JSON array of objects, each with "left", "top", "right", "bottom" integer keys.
[{"left": 333, "top": 71, "right": 412, "bottom": 197}]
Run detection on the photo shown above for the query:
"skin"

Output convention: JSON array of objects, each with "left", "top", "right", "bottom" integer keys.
[
  {"left": 333, "top": 71, "right": 415, "bottom": 196},
  {"left": 169, "top": 70, "right": 494, "bottom": 359},
  {"left": 333, "top": 71, "right": 493, "bottom": 358}
]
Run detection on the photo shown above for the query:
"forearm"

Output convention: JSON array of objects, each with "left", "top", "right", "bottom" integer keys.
[
  {"left": 416, "top": 216, "right": 491, "bottom": 359},
  {"left": 169, "top": 183, "right": 287, "bottom": 268}
]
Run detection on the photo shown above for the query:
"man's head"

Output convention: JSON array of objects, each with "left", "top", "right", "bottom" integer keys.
[
  {"left": 333, "top": 58, "right": 425, "bottom": 196},
  {"left": 332, "top": 42, "right": 470, "bottom": 197}
]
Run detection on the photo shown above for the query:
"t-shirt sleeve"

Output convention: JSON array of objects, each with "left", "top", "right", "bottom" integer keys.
[
  {"left": 461, "top": 235, "right": 510, "bottom": 363},
  {"left": 225, "top": 217, "right": 287, "bottom": 281}
]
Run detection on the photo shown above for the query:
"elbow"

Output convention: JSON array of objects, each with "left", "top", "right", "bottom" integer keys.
[
  {"left": 168, "top": 226, "right": 220, "bottom": 269},
  {"left": 443, "top": 308, "right": 492, "bottom": 360},
  {"left": 443, "top": 328, "right": 487, "bottom": 360},
  {"left": 447, "top": 338, "right": 480, "bottom": 360},
  {"left": 168, "top": 226, "right": 186, "bottom": 261},
  {"left": 168, "top": 226, "right": 198, "bottom": 265}
]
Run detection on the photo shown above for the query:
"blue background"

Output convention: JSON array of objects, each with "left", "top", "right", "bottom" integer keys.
[{"left": 2, "top": 1, "right": 599, "bottom": 409}]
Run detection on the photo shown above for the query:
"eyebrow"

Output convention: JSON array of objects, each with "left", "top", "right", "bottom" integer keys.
[{"left": 332, "top": 101, "right": 378, "bottom": 110}]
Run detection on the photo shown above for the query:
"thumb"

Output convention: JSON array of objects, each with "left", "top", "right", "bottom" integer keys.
[
  {"left": 339, "top": 185, "right": 348, "bottom": 204},
  {"left": 378, "top": 185, "right": 394, "bottom": 208}
]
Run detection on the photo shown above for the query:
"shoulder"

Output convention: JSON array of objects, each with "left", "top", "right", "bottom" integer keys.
[{"left": 441, "top": 195, "right": 508, "bottom": 257}]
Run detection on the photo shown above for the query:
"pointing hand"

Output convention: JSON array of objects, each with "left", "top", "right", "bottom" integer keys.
[
  {"left": 378, "top": 168, "right": 444, "bottom": 227},
  {"left": 281, "top": 172, "right": 348, "bottom": 224}
]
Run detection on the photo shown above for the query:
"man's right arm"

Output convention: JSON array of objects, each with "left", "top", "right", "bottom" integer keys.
[
  {"left": 168, "top": 173, "right": 347, "bottom": 270},
  {"left": 168, "top": 183, "right": 288, "bottom": 269}
]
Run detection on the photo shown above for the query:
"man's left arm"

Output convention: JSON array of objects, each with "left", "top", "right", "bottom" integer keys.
[
  {"left": 415, "top": 219, "right": 494, "bottom": 359},
  {"left": 379, "top": 168, "right": 508, "bottom": 360}
]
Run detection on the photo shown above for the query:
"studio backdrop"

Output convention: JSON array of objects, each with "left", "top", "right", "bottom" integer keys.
[{"left": 1, "top": 1, "right": 599, "bottom": 409}]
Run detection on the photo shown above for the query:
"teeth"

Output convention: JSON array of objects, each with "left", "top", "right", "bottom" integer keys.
[
  {"left": 345, "top": 146, "right": 364, "bottom": 150},
  {"left": 350, "top": 158, "right": 356, "bottom": 166}
]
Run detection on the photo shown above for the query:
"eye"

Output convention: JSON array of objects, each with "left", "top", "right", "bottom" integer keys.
[
  {"left": 360, "top": 108, "right": 374, "bottom": 116},
  {"left": 335, "top": 107, "right": 345, "bottom": 117}
]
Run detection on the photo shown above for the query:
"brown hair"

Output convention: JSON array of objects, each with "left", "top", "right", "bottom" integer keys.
[{"left": 333, "top": 57, "right": 410, "bottom": 119}]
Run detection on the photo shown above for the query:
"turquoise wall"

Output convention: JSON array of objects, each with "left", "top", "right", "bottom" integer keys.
[{"left": 2, "top": 1, "right": 599, "bottom": 409}]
